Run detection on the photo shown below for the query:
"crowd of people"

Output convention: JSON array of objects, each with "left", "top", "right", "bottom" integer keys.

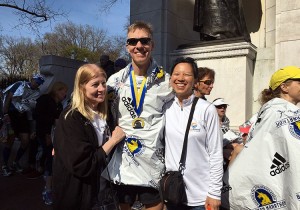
[
  {"left": 0, "top": 20, "right": 299, "bottom": 210},
  {"left": 99, "top": 55, "right": 128, "bottom": 79}
]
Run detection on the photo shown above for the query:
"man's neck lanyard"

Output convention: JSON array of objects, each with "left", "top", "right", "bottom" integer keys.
[{"left": 129, "top": 65, "right": 147, "bottom": 117}]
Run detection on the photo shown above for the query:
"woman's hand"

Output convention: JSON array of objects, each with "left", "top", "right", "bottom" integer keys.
[
  {"left": 111, "top": 126, "right": 126, "bottom": 145},
  {"left": 102, "top": 126, "right": 125, "bottom": 155}
]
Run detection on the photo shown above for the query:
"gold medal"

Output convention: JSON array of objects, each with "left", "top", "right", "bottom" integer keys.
[{"left": 132, "top": 117, "right": 145, "bottom": 129}]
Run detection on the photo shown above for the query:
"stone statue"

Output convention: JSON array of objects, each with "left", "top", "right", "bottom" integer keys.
[{"left": 193, "top": 0, "right": 260, "bottom": 42}]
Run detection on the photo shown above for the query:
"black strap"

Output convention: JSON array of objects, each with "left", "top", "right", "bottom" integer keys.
[{"left": 179, "top": 96, "right": 199, "bottom": 172}]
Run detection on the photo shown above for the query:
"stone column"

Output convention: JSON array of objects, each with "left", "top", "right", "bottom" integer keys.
[
  {"left": 275, "top": 0, "right": 300, "bottom": 68},
  {"left": 130, "top": 0, "right": 198, "bottom": 70}
]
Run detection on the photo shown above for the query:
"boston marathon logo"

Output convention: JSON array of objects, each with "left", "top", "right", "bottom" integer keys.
[
  {"left": 270, "top": 152, "right": 289, "bottom": 176},
  {"left": 275, "top": 115, "right": 300, "bottom": 139},
  {"left": 251, "top": 185, "right": 286, "bottom": 210},
  {"left": 125, "top": 136, "right": 145, "bottom": 157},
  {"left": 296, "top": 192, "right": 300, "bottom": 201},
  {"left": 289, "top": 120, "right": 300, "bottom": 140}
]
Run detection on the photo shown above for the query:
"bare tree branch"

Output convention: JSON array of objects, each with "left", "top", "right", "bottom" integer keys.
[
  {"left": 0, "top": 0, "right": 67, "bottom": 32},
  {"left": 100, "top": 0, "right": 122, "bottom": 13},
  {"left": 0, "top": 2, "right": 47, "bottom": 20}
]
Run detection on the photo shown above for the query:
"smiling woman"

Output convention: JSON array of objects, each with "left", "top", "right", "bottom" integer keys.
[
  {"left": 194, "top": 67, "right": 215, "bottom": 99},
  {"left": 164, "top": 57, "right": 223, "bottom": 210},
  {"left": 83, "top": 68, "right": 107, "bottom": 111},
  {"left": 169, "top": 57, "right": 198, "bottom": 104},
  {"left": 52, "top": 63, "right": 125, "bottom": 209}
]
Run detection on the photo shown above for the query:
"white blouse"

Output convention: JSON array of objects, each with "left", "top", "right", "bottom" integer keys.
[{"left": 91, "top": 114, "right": 107, "bottom": 146}]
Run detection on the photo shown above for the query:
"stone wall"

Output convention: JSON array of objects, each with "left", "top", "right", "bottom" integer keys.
[
  {"left": 39, "top": 55, "right": 86, "bottom": 99},
  {"left": 130, "top": 0, "right": 300, "bottom": 124}
]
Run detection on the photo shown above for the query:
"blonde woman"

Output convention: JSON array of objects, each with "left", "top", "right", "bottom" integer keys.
[{"left": 53, "top": 64, "right": 125, "bottom": 210}]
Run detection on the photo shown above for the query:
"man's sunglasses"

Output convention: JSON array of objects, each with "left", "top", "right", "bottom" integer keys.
[
  {"left": 126, "top": 38, "right": 151, "bottom": 46},
  {"left": 199, "top": 80, "right": 214, "bottom": 85},
  {"left": 215, "top": 105, "right": 228, "bottom": 109}
]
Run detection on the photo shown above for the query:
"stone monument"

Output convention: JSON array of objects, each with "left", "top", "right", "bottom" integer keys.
[
  {"left": 39, "top": 55, "right": 86, "bottom": 100},
  {"left": 193, "top": 0, "right": 251, "bottom": 42},
  {"left": 130, "top": 0, "right": 300, "bottom": 128}
]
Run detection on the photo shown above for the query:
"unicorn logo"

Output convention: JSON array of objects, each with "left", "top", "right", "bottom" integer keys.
[
  {"left": 257, "top": 192, "right": 272, "bottom": 206},
  {"left": 251, "top": 185, "right": 286, "bottom": 209},
  {"left": 125, "top": 136, "right": 144, "bottom": 156},
  {"left": 295, "top": 121, "right": 300, "bottom": 129},
  {"left": 289, "top": 120, "right": 300, "bottom": 140}
]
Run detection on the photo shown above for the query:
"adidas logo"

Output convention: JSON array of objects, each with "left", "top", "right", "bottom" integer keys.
[{"left": 270, "top": 152, "right": 290, "bottom": 176}]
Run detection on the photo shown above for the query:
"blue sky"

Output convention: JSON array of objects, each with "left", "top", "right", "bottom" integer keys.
[{"left": 0, "top": 0, "right": 130, "bottom": 39}]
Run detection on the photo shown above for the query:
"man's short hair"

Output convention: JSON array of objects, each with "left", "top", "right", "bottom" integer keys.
[
  {"left": 197, "top": 67, "right": 215, "bottom": 80},
  {"left": 127, "top": 21, "right": 153, "bottom": 38}
]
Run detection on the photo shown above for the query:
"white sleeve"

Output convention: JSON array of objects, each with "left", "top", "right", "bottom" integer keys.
[{"left": 205, "top": 104, "right": 224, "bottom": 199}]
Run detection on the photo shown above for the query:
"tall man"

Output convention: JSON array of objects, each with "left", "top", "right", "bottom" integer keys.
[{"left": 105, "top": 21, "right": 174, "bottom": 210}]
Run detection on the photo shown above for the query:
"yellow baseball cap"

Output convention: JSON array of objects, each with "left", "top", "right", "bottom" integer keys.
[{"left": 269, "top": 66, "right": 300, "bottom": 90}]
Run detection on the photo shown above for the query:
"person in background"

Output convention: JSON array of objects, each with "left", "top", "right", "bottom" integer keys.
[
  {"left": 226, "top": 112, "right": 258, "bottom": 167},
  {"left": 164, "top": 57, "right": 223, "bottom": 210},
  {"left": 100, "top": 54, "right": 115, "bottom": 79},
  {"left": 238, "top": 112, "right": 258, "bottom": 144},
  {"left": 1, "top": 74, "right": 45, "bottom": 176},
  {"left": 212, "top": 98, "right": 230, "bottom": 129},
  {"left": 222, "top": 66, "right": 300, "bottom": 209},
  {"left": 114, "top": 58, "right": 127, "bottom": 72},
  {"left": 104, "top": 21, "right": 174, "bottom": 210},
  {"left": 194, "top": 67, "right": 215, "bottom": 99},
  {"left": 212, "top": 98, "right": 241, "bottom": 170},
  {"left": 52, "top": 64, "right": 125, "bottom": 209},
  {"left": 34, "top": 81, "right": 68, "bottom": 205}
]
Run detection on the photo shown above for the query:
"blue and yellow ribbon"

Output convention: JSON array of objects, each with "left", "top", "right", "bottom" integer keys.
[{"left": 129, "top": 65, "right": 147, "bottom": 116}]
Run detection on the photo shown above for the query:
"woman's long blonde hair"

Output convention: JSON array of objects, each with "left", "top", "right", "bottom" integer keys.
[{"left": 65, "top": 64, "right": 108, "bottom": 121}]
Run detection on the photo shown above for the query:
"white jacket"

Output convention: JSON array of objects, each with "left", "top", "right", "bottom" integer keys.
[
  {"left": 222, "top": 98, "right": 300, "bottom": 209},
  {"left": 165, "top": 95, "right": 223, "bottom": 206},
  {"left": 104, "top": 59, "right": 174, "bottom": 188}
]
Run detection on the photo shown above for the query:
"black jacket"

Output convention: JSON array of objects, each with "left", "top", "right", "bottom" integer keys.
[
  {"left": 34, "top": 94, "right": 63, "bottom": 136},
  {"left": 53, "top": 109, "right": 107, "bottom": 210}
]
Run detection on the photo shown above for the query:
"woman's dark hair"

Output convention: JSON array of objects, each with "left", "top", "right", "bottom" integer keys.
[
  {"left": 170, "top": 57, "right": 198, "bottom": 79},
  {"left": 197, "top": 67, "right": 215, "bottom": 81}
]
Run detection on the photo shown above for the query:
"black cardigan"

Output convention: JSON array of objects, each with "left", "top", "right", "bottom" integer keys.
[{"left": 53, "top": 109, "right": 107, "bottom": 210}]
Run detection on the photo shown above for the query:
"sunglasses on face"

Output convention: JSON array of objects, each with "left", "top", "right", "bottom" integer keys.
[
  {"left": 199, "top": 80, "right": 214, "bottom": 85},
  {"left": 215, "top": 105, "right": 227, "bottom": 109},
  {"left": 126, "top": 38, "right": 151, "bottom": 46}
]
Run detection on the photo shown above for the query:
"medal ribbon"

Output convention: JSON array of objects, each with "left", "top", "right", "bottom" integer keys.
[{"left": 129, "top": 65, "right": 147, "bottom": 116}]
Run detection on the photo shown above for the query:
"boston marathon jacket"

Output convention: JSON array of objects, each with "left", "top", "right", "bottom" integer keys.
[
  {"left": 222, "top": 98, "right": 300, "bottom": 209},
  {"left": 104, "top": 59, "right": 174, "bottom": 188}
]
